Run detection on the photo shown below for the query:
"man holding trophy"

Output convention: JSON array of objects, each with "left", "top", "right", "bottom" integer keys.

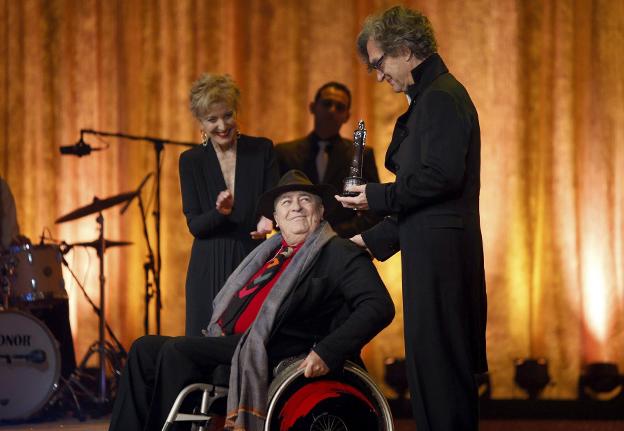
[{"left": 335, "top": 5, "right": 488, "bottom": 431}]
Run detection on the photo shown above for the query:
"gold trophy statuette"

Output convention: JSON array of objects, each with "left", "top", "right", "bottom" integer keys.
[{"left": 342, "top": 120, "right": 367, "bottom": 197}]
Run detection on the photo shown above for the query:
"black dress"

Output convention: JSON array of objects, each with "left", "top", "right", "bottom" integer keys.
[{"left": 179, "top": 135, "right": 278, "bottom": 336}]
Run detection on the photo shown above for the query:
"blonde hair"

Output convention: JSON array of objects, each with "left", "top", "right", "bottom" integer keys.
[{"left": 189, "top": 73, "right": 241, "bottom": 120}]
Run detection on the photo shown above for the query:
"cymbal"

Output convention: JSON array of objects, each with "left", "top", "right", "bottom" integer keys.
[
  {"left": 55, "top": 191, "right": 136, "bottom": 224},
  {"left": 72, "top": 239, "right": 134, "bottom": 250}
]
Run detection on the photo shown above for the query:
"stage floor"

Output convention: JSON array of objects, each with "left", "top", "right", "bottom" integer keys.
[{"left": 1, "top": 418, "right": 624, "bottom": 431}]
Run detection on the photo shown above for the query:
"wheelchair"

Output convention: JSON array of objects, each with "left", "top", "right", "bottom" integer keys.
[{"left": 162, "top": 358, "right": 394, "bottom": 431}]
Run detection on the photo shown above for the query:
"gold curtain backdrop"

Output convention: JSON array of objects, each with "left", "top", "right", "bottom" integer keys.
[{"left": 1, "top": 0, "right": 623, "bottom": 398}]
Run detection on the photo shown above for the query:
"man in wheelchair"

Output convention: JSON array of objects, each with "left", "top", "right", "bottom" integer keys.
[{"left": 108, "top": 170, "right": 395, "bottom": 431}]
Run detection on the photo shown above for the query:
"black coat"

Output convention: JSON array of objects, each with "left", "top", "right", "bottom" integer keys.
[
  {"left": 275, "top": 133, "right": 382, "bottom": 237},
  {"left": 179, "top": 135, "right": 279, "bottom": 336},
  {"left": 266, "top": 236, "right": 395, "bottom": 371},
  {"left": 362, "top": 54, "right": 487, "bottom": 430}
]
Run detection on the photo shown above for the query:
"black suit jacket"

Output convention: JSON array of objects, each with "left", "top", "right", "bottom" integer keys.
[
  {"left": 363, "top": 54, "right": 487, "bottom": 374},
  {"left": 267, "top": 236, "right": 395, "bottom": 371},
  {"left": 275, "top": 133, "right": 382, "bottom": 238}
]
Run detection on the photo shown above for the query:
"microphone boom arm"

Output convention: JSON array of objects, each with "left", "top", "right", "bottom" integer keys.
[{"left": 79, "top": 129, "right": 197, "bottom": 148}]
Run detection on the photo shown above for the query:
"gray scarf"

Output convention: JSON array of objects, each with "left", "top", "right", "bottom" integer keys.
[{"left": 204, "top": 221, "right": 336, "bottom": 430}]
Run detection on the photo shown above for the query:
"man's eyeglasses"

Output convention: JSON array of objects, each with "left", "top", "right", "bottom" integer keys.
[
  {"left": 367, "top": 54, "right": 386, "bottom": 74},
  {"left": 319, "top": 99, "right": 348, "bottom": 113}
]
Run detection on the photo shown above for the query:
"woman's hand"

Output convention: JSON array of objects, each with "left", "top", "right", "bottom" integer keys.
[
  {"left": 334, "top": 184, "right": 369, "bottom": 211},
  {"left": 250, "top": 216, "right": 273, "bottom": 239},
  {"left": 215, "top": 190, "right": 234, "bottom": 215},
  {"left": 298, "top": 350, "right": 330, "bottom": 378}
]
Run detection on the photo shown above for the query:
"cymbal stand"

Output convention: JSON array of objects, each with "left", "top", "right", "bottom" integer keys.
[
  {"left": 59, "top": 250, "right": 126, "bottom": 358},
  {"left": 66, "top": 212, "right": 122, "bottom": 408},
  {"left": 49, "top": 242, "right": 127, "bottom": 418},
  {"left": 1, "top": 256, "right": 14, "bottom": 309}
]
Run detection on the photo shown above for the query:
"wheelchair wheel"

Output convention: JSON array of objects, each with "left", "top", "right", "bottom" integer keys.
[{"left": 265, "top": 361, "right": 393, "bottom": 431}]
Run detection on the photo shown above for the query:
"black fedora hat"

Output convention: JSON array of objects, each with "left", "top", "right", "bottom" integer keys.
[{"left": 257, "top": 170, "right": 337, "bottom": 221}]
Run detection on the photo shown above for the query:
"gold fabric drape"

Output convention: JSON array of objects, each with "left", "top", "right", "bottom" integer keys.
[{"left": 1, "top": 0, "right": 623, "bottom": 398}]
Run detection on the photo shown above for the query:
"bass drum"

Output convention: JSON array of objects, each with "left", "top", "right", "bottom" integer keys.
[
  {"left": 266, "top": 360, "right": 394, "bottom": 431},
  {"left": 0, "top": 310, "right": 61, "bottom": 420}
]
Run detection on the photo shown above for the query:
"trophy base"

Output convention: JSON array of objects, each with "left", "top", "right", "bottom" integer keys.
[{"left": 342, "top": 176, "right": 365, "bottom": 197}]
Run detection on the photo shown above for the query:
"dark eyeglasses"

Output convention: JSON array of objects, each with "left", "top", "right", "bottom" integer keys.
[
  {"left": 367, "top": 54, "right": 386, "bottom": 73},
  {"left": 319, "top": 99, "right": 348, "bottom": 112}
]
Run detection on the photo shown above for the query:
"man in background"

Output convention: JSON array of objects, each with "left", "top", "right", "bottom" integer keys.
[
  {"left": 0, "top": 176, "right": 20, "bottom": 250},
  {"left": 275, "top": 82, "right": 381, "bottom": 237}
]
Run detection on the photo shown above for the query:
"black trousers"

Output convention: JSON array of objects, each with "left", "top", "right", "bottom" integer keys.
[{"left": 108, "top": 334, "right": 241, "bottom": 431}]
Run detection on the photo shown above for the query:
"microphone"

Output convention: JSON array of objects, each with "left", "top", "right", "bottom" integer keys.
[{"left": 59, "top": 137, "right": 103, "bottom": 157}]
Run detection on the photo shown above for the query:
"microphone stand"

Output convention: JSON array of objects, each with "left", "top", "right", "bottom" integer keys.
[
  {"left": 137, "top": 193, "right": 156, "bottom": 335},
  {"left": 120, "top": 172, "right": 155, "bottom": 335},
  {"left": 79, "top": 129, "right": 196, "bottom": 334}
]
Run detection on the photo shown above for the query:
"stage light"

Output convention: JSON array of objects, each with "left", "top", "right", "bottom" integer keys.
[
  {"left": 514, "top": 357, "right": 550, "bottom": 399},
  {"left": 578, "top": 362, "right": 623, "bottom": 401},
  {"left": 384, "top": 357, "right": 408, "bottom": 400},
  {"left": 383, "top": 358, "right": 491, "bottom": 401}
]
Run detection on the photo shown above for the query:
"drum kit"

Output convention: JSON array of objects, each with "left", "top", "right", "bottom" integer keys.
[{"left": 0, "top": 189, "right": 140, "bottom": 422}]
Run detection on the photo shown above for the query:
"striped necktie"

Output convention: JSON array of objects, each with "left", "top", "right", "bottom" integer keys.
[
  {"left": 246, "top": 246, "right": 294, "bottom": 290},
  {"left": 218, "top": 245, "right": 294, "bottom": 334}
]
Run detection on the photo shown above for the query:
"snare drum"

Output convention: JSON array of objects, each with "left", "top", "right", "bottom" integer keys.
[
  {"left": 0, "top": 310, "right": 61, "bottom": 420},
  {"left": 266, "top": 360, "right": 394, "bottom": 431},
  {"left": 9, "top": 244, "right": 66, "bottom": 303}
]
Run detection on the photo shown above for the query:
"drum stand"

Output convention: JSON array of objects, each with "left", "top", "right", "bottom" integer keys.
[
  {"left": 54, "top": 212, "right": 125, "bottom": 415},
  {"left": 0, "top": 252, "right": 16, "bottom": 309}
]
